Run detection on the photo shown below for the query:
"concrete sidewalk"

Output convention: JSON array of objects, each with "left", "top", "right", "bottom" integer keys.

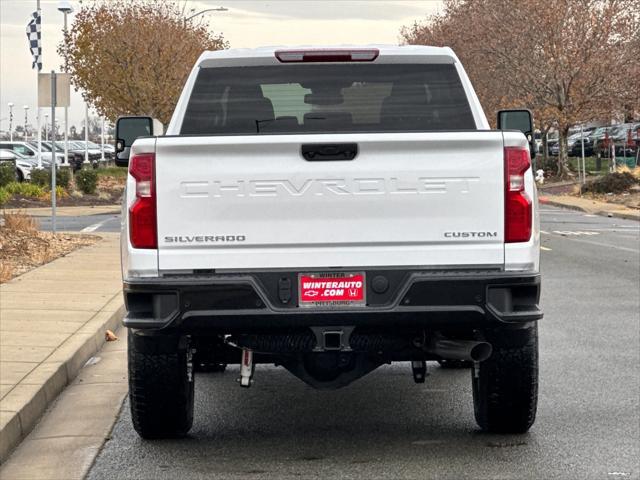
[
  {"left": 0, "top": 328, "right": 128, "bottom": 480},
  {"left": 539, "top": 194, "right": 640, "bottom": 221},
  {"left": 0, "top": 233, "right": 124, "bottom": 462},
  {"left": 3, "top": 205, "right": 120, "bottom": 217}
]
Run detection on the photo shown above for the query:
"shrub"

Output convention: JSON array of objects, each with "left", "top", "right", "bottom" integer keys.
[
  {"left": 29, "top": 167, "right": 71, "bottom": 190},
  {"left": 96, "top": 166, "right": 127, "bottom": 178},
  {"left": 2, "top": 211, "right": 38, "bottom": 233},
  {"left": 55, "top": 168, "right": 71, "bottom": 190},
  {"left": 38, "top": 185, "right": 69, "bottom": 202},
  {"left": 0, "top": 187, "right": 10, "bottom": 205},
  {"left": 29, "top": 168, "right": 49, "bottom": 187},
  {"left": 0, "top": 162, "right": 15, "bottom": 187},
  {"left": 75, "top": 169, "right": 98, "bottom": 194},
  {"left": 617, "top": 165, "right": 640, "bottom": 179},
  {"left": 582, "top": 171, "right": 639, "bottom": 194},
  {"left": 3, "top": 182, "right": 45, "bottom": 198}
]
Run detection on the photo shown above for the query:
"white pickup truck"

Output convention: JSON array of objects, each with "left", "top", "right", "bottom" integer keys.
[{"left": 116, "top": 45, "right": 542, "bottom": 439}]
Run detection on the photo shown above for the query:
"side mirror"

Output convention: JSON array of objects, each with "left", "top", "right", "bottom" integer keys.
[
  {"left": 115, "top": 116, "right": 163, "bottom": 167},
  {"left": 497, "top": 109, "right": 536, "bottom": 159}
]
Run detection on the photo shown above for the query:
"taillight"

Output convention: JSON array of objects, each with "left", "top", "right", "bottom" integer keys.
[
  {"left": 275, "top": 49, "right": 379, "bottom": 63},
  {"left": 504, "top": 146, "right": 532, "bottom": 243},
  {"left": 129, "top": 153, "right": 157, "bottom": 249}
]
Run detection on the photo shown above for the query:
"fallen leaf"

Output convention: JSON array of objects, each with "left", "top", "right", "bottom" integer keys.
[{"left": 105, "top": 330, "right": 118, "bottom": 342}]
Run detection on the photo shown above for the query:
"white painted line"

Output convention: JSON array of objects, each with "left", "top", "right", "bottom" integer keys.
[
  {"left": 540, "top": 246, "right": 552, "bottom": 251},
  {"left": 544, "top": 232, "right": 640, "bottom": 253},
  {"left": 540, "top": 230, "right": 550, "bottom": 235},
  {"left": 569, "top": 227, "right": 640, "bottom": 233},
  {"left": 540, "top": 210, "right": 582, "bottom": 214},
  {"left": 552, "top": 230, "right": 600, "bottom": 236},
  {"left": 81, "top": 217, "right": 113, "bottom": 233},
  {"left": 584, "top": 214, "right": 598, "bottom": 217}
]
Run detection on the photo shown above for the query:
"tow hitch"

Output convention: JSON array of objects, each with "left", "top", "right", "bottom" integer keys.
[{"left": 411, "top": 360, "right": 427, "bottom": 383}]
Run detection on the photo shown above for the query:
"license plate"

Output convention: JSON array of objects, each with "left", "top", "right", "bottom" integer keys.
[{"left": 298, "top": 272, "right": 366, "bottom": 308}]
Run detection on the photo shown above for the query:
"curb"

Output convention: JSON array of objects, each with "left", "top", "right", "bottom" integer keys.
[
  {"left": 0, "top": 300, "right": 125, "bottom": 463},
  {"left": 539, "top": 197, "right": 588, "bottom": 213},
  {"left": 539, "top": 197, "right": 639, "bottom": 221}
]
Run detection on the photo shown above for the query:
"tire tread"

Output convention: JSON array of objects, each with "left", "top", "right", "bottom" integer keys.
[
  {"left": 128, "top": 333, "right": 194, "bottom": 439},
  {"left": 473, "top": 324, "right": 538, "bottom": 433}
]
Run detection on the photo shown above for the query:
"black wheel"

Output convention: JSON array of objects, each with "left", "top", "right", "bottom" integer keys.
[
  {"left": 472, "top": 323, "right": 538, "bottom": 433},
  {"left": 16, "top": 169, "right": 24, "bottom": 182},
  {"left": 128, "top": 331, "right": 194, "bottom": 439},
  {"left": 438, "top": 359, "right": 473, "bottom": 369}
]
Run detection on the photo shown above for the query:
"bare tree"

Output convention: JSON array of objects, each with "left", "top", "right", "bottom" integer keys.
[{"left": 402, "top": 0, "right": 640, "bottom": 178}]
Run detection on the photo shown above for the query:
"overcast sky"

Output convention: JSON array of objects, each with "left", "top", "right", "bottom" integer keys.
[{"left": 0, "top": 0, "right": 441, "bottom": 131}]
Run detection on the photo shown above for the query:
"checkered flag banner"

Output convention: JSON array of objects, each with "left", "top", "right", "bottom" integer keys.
[{"left": 26, "top": 10, "right": 42, "bottom": 71}]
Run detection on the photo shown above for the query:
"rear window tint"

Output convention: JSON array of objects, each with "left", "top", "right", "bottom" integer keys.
[{"left": 181, "top": 64, "right": 476, "bottom": 135}]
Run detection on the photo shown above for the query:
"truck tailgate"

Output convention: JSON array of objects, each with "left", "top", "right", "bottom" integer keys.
[{"left": 155, "top": 132, "right": 504, "bottom": 271}]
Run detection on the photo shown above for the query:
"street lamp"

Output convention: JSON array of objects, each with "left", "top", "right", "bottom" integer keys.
[
  {"left": 185, "top": 6, "right": 227, "bottom": 22},
  {"left": 23, "top": 105, "right": 29, "bottom": 141},
  {"left": 100, "top": 117, "right": 105, "bottom": 162},
  {"left": 84, "top": 104, "right": 89, "bottom": 164},
  {"left": 8, "top": 103, "right": 14, "bottom": 141},
  {"left": 58, "top": 1, "right": 73, "bottom": 166}
]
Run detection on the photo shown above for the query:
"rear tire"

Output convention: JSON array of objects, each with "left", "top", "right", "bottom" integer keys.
[
  {"left": 128, "top": 331, "right": 194, "bottom": 439},
  {"left": 472, "top": 323, "right": 538, "bottom": 433},
  {"left": 16, "top": 169, "right": 24, "bottom": 182}
]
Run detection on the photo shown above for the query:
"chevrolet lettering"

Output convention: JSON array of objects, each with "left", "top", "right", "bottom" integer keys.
[{"left": 180, "top": 176, "right": 480, "bottom": 198}]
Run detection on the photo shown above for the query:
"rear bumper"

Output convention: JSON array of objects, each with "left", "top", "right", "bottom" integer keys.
[{"left": 122, "top": 270, "right": 542, "bottom": 332}]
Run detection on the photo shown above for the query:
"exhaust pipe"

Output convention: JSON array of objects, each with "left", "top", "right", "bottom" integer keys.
[{"left": 425, "top": 335, "right": 492, "bottom": 362}]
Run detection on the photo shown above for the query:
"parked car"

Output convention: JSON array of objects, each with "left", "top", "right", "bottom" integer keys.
[
  {"left": 68, "top": 141, "right": 102, "bottom": 163},
  {"left": 72, "top": 141, "right": 110, "bottom": 160},
  {"left": 118, "top": 45, "right": 542, "bottom": 438},
  {"left": 546, "top": 135, "right": 559, "bottom": 156},
  {"left": 592, "top": 125, "right": 632, "bottom": 157},
  {"left": 0, "top": 141, "right": 63, "bottom": 166},
  {"left": 35, "top": 141, "right": 84, "bottom": 171},
  {"left": 616, "top": 123, "right": 640, "bottom": 156},
  {"left": 0, "top": 149, "right": 37, "bottom": 182},
  {"left": 546, "top": 128, "right": 596, "bottom": 157},
  {"left": 569, "top": 127, "right": 597, "bottom": 156},
  {"left": 87, "top": 141, "right": 113, "bottom": 160},
  {"left": 533, "top": 131, "right": 543, "bottom": 154}
]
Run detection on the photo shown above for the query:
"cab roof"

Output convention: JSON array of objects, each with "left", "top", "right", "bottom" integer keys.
[{"left": 196, "top": 45, "right": 458, "bottom": 68}]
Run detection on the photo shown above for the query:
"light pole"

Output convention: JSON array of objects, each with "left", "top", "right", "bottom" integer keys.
[
  {"left": 23, "top": 105, "right": 29, "bottom": 141},
  {"left": 8, "top": 103, "right": 14, "bottom": 141},
  {"left": 100, "top": 117, "right": 105, "bottom": 162},
  {"left": 185, "top": 6, "right": 227, "bottom": 22},
  {"left": 58, "top": 1, "right": 73, "bottom": 166},
  {"left": 84, "top": 104, "right": 89, "bottom": 164},
  {"left": 44, "top": 113, "right": 49, "bottom": 141}
]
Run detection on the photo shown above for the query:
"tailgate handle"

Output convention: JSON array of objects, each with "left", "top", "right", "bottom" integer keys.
[{"left": 301, "top": 143, "right": 358, "bottom": 161}]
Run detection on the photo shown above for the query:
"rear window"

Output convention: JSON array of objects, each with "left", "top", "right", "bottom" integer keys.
[{"left": 181, "top": 64, "right": 476, "bottom": 135}]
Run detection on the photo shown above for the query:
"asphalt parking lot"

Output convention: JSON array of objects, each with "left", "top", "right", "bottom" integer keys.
[{"left": 83, "top": 207, "right": 639, "bottom": 480}]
